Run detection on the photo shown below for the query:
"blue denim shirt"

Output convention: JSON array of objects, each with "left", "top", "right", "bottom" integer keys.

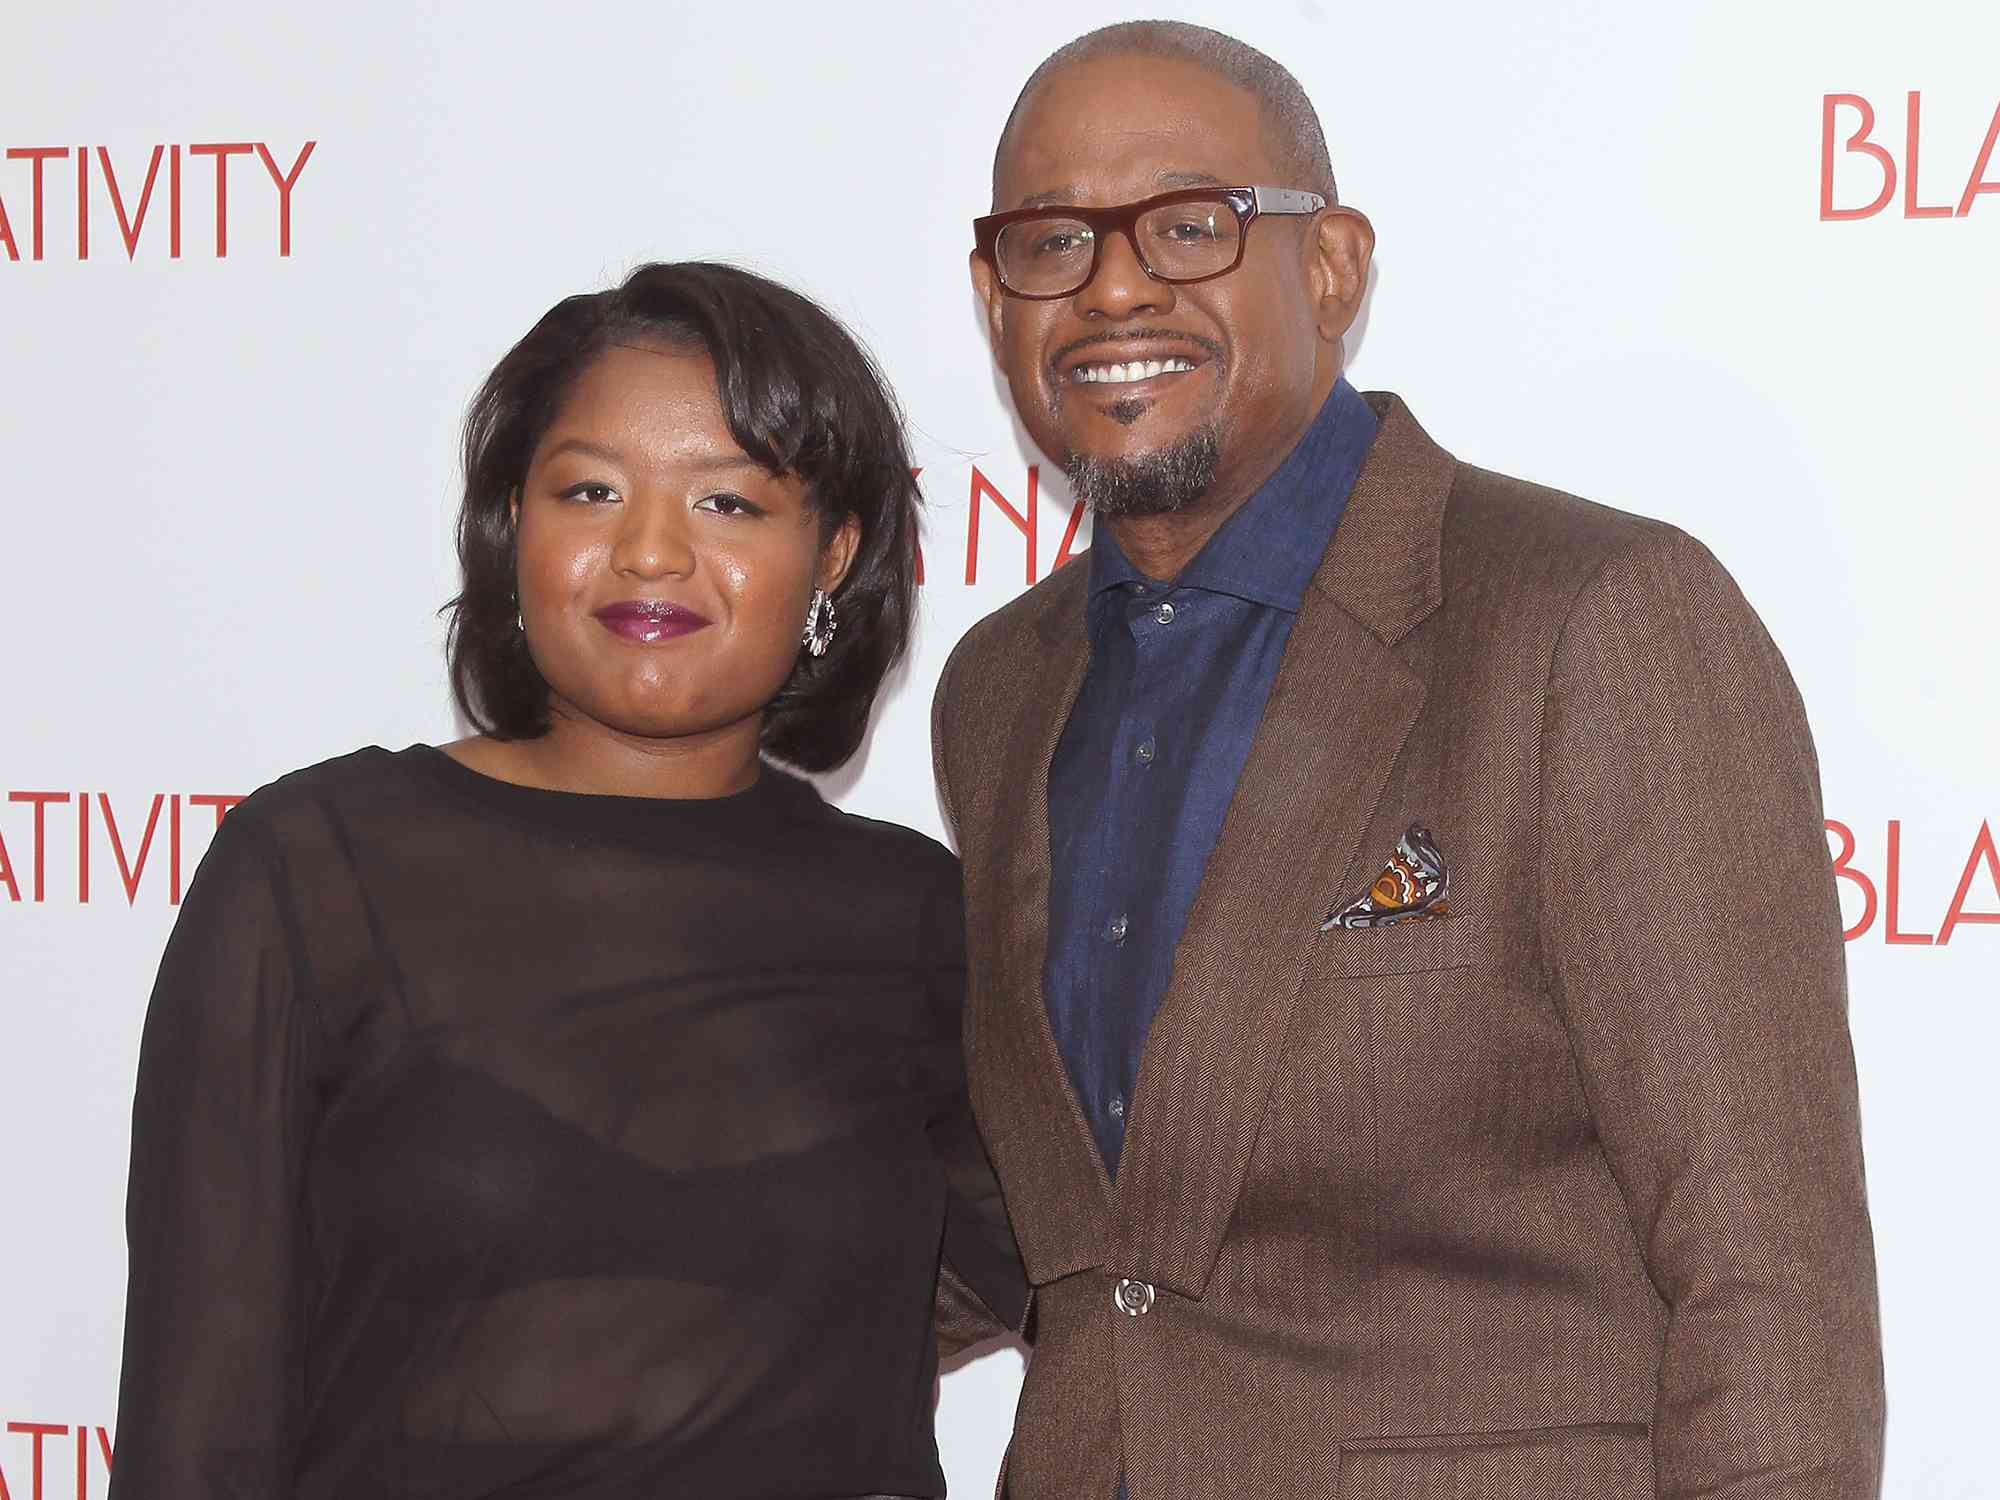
[{"left": 1043, "top": 379, "right": 1378, "bottom": 1175}]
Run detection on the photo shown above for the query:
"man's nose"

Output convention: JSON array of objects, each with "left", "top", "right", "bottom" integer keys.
[
  {"left": 1072, "top": 227, "right": 1175, "bottom": 320},
  {"left": 611, "top": 495, "right": 696, "bottom": 579}
]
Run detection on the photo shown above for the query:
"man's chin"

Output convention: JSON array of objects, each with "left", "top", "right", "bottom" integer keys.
[
  {"left": 1062, "top": 385, "right": 1180, "bottom": 435},
  {"left": 1056, "top": 408, "right": 1201, "bottom": 467},
  {"left": 1061, "top": 421, "right": 1222, "bottom": 518}
]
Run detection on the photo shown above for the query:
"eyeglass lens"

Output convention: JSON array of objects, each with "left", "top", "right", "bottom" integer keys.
[{"left": 995, "top": 197, "right": 1243, "bottom": 295}]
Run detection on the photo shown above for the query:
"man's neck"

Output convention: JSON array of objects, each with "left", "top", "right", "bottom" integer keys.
[{"left": 1103, "top": 496, "right": 1252, "bottom": 584}]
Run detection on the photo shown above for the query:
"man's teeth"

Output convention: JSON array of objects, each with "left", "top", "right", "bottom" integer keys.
[{"left": 1073, "top": 358, "right": 1196, "bottom": 384}]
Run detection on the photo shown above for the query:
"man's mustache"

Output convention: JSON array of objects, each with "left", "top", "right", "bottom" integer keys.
[{"left": 1049, "top": 327, "right": 1224, "bottom": 368}]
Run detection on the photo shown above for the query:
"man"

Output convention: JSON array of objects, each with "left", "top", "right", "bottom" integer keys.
[{"left": 930, "top": 20, "right": 1883, "bottom": 1500}]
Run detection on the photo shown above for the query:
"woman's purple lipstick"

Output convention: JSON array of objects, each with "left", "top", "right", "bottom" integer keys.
[{"left": 593, "top": 599, "right": 711, "bottom": 644}]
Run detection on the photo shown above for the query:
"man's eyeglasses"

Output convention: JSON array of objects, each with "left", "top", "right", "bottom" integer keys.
[{"left": 973, "top": 186, "right": 1327, "bottom": 300}]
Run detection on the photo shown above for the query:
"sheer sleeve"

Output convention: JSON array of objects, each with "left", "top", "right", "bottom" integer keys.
[
  {"left": 111, "top": 811, "right": 319, "bottom": 1500},
  {"left": 922, "top": 861, "right": 1030, "bottom": 1356}
]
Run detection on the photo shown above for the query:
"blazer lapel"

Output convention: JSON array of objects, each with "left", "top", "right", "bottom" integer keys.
[
  {"left": 1110, "top": 394, "right": 1455, "bottom": 1300},
  {"left": 966, "top": 564, "right": 1116, "bottom": 1282}
]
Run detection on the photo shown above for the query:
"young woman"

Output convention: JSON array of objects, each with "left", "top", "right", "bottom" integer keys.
[{"left": 110, "top": 262, "right": 1024, "bottom": 1500}]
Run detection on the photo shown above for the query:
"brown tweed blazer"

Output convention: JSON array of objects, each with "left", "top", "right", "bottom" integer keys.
[{"left": 931, "top": 394, "right": 1883, "bottom": 1500}]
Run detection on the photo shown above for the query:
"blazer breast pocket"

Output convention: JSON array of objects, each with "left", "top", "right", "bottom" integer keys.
[
  {"left": 1339, "top": 1423, "right": 1651, "bottom": 1500},
  {"left": 1312, "top": 914, "right": 1486, "bottom": 979}
]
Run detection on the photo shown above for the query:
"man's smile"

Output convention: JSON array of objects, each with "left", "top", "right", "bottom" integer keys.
[
  {"left": 1070, "top": 357, "right": 1199, "bottom": 384},
  {"left": 1055, "top": 344, "right": 1218, "bottom": 432},
  {"left": 1051, "top": 328, "right": 1224, "bottom": 398},
  {"left": 1056, "top": 347, "right": 1220, "bottom": 428}
]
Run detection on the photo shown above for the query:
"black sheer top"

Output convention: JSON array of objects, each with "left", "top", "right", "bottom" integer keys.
[{"left": 110, "top": 746, "right": 1024, "bottom": 1500}]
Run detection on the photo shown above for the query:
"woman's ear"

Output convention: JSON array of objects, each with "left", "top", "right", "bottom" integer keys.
[{"left": 818, "top": 512, "right": 863, "bottom": 593}]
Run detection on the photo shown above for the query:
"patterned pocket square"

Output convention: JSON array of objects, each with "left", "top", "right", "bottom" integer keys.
[{"left": 1321, "top": 824, "right": 1451, "bottom": 930}]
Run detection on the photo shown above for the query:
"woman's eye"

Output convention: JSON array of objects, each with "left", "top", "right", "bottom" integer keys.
[
  {"left": 695, "top": 492, "right": 759, "bottom": 517},
  {"left": 559, "top": 482, "right": 619, "bottom": 505}
]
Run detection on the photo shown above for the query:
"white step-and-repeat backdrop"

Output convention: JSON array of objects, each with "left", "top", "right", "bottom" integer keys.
[{"left": 4, "top": 1, "right": 1994, "bottom": 1495}]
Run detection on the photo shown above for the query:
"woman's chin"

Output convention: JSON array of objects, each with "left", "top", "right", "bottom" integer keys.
[{"left": 571, "top": 699, "right": 760, "bottom": 749}]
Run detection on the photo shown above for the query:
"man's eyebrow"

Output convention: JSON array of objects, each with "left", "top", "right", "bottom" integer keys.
[{"left": 1013, "top": 171, "right": 1230, "bottom": 211}]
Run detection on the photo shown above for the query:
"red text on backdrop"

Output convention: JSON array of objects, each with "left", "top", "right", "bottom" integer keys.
[
  {"left": 1820, "top": 94, "right": 2000, "bottom": 219},
  {"left": 0, "top": 793, "right": 241, "bottom": 904},
  {"left": 1827, "top": 819, "right": 2000, "bottom": 944},
  {"left": 0, "top": 142, "right": 315, "bottom": 261},
  {"left": 0, "top": 1421, "right": 114, "bottom": 1500}
]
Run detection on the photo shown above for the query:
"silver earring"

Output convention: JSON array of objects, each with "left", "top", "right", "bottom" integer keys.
[
  {"left": 516, "top": 610, "right": 525, "bottom": 632},
  {"left": 802, "top": 589, "right": 837, "bottom": 657}
]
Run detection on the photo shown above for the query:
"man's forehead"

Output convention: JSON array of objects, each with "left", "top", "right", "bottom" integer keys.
[
  {"left": 999, "top": 145, "right": 1282, "bottom": 212},
  {"left": 994, "top": 54, "right": 1282, "bottom": 209}
]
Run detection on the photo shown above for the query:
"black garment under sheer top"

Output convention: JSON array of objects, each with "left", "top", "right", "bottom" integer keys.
[{"left": 111, "top": 746, "right": 1025, "bottom": 1500}]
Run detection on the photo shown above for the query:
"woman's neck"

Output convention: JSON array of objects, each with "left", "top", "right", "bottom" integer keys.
[{"left": 443, "top": 712, "right": 763, "bottom": 800}]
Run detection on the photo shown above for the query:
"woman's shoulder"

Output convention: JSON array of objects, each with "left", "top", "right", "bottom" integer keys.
[
  {"left": 794, "top": 780, "right": 960, "bottom": 915},
  {"left": 796, "top": 782, "right": 954, "bottom": 870},
  {"left": 231, "top": 744, "right": 418, "bottom": 814},
  {"left": 217, "top": 745, "right": 445, "bottom": 856},
  {"left": 170, "top": 748, "right": 436, "bottom": 948}
]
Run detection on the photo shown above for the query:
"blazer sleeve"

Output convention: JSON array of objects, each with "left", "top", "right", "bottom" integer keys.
[{"left": 1537, "top": 527, "right": 1883, "bottom": 1500}]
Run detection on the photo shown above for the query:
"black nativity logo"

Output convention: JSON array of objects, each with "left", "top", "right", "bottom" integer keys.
[
  {"left": 0, "top": 791, "right": 242, "bottom": 905},
  {"left": 1827, "top": 819, "right": 2000, "bottom": 945},
  {"left": 1, "top": 1420, "right": 114, "bottom": 1500},
  {"left": 0, "top": 141, "right": 315, "bottom": 261},
  {"left": 1820, "top": 94, "right": 2000, "bottom": 219},
  {"left": 915, "top": 463, "right": 1091, "bottom": 587}
]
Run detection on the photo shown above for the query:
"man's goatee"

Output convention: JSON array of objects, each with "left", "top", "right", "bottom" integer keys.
[{"left": 1063, "top": 424, "right": 1222, "bottom": 517}]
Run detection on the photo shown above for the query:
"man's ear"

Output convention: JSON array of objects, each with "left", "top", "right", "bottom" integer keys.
[
  {"left": 1309, "top": 206, "right": 1375, "bottom": 343},
  {"left": 969, "top": 250, "right": 1009, "bottom": 368},
  {"left": 817, "top": 512, "right": 863, "bottom": 594}
]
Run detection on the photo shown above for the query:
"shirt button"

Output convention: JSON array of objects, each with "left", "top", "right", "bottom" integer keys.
[
  {"left": 1105, "top": 913, "right": 1129, "bottom": 944},
  {"left": 1154, "top": 601, "right": 1176, "bottom": 625},
  {"left": 1135, "top": 737, "right": 1156, "bottom": 764},
  {"left": 1115, "top": 1278, "right": 1156, "bottom": 1316},
  {"left": 1108, "top": 1094, "right": 1126, "bottom": 1120}
]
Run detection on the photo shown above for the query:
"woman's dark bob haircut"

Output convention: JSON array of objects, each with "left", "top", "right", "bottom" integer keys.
[{"left": 445, "top": 261, "right": 922, "bottom": 773}]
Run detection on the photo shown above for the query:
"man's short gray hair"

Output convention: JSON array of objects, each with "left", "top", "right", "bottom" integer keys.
[{"left": 993, "top": 20, "right": 1338, "bottom": 208}]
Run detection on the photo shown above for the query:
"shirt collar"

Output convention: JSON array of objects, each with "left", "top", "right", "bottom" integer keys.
[{"left": 1085, "top": 377, "right": 1377, "bottom": 614}]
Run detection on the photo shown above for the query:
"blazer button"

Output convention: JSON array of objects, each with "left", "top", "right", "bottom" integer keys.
[{"left": 1114, "top": 1278, "right": 1156, "bottom": 1316}]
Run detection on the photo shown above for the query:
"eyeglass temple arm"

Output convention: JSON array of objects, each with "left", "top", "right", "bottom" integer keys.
[{"left": 1251, "top": 187, "right": 1327, "bottom": 214}]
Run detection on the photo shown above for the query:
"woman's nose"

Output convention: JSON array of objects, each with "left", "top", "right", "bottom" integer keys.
[{"left": 611, "top": 496, "right": 696, "bottom": 579}]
